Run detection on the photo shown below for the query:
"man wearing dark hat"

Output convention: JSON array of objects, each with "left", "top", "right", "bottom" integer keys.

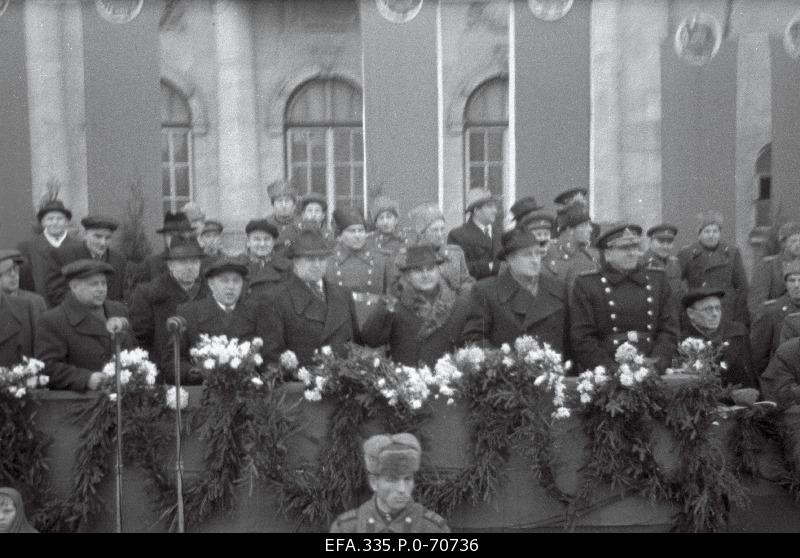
[
  {"left": 35, "top": 259, "right": 135, "bottom": 392},
  {"left": 681, "top": 287, "right": 759, "bottom": 396},
  {"left": 266, "top": 179, "right": 302, "bottom": 257},
  {"left": 446, "top": 188, "right": 502, "bottom": 280},
  {"left": 129, "top": 237, "right": 210, "bottom": 370},
  {"left": 677, "top": 210, "right": 749, "bottom": 326},
  {"left": 570, "top": 225, "right": 679, "bottom": 374},
  {"left": 547, "top": 202, "right": 599, "bottom": 286},
  {"left": 239, "top": 218, "right": 291, "bottom": 300},
  {"left": 0, "top": 251, "right": 38, "bottom": 366},
  {"left": 182, "top": 202, "right": 206, "bottom": 239},
  {"left": 199, "top": 219, "right": 225, "bottom": 258},
  {"left": 330, "top": 433, "right": 449, "bottom": 533},
  {"left": 643, "top": 224, "right": 684, "bottom": 299},
  {"left": 460, "top": 229, "right": 568, "bottom": 355},
  {"left": 750, "top": 260, "right": 800, "bottom": 375},
  {"left": 261, "top": 229, "right": 358, "bottom": 366},
  {"left": 298, "top": 192, "right": 335, "bottom": 242},
  {"left": 327, "top": 208, "right": 392, "bottom": 328},
  {"left": 45, "top": 215, "right": 127, "bottom": 307},
  {"left": 554, "top": 188, "right": 588, "bottom": 208},
  {"left": 167, "top": 256, "right": 263, "bottom": 385},
  {"left": 362, "top": 244, "right": 468, "bottom": 367},
  {"left": 0, "top": 250, "right": 47, "bottom": 322},
  {"left": 128, "top": 211, "right": 196, "bottom": 292},
  {"left": 749, "top": 221, "right": 800, "bottom": 318},
  {"left": 17, "top": 199, "right": 81, "bottom": 301},
  {"left": 368, "top": 195, "right": 409, "bottom": 257}
]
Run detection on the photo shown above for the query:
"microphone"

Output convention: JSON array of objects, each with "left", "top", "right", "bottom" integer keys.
[
  {"left": 166, "top": 316, "right": 188, "bottom": 334},
  {"left": 106, "top": 317, "right": 130, "bottom": 336}
]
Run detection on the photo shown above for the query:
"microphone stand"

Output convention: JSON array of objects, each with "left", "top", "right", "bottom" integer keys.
[
  {"left": 171, "top": 324, "right": 186, "bottom": 533},
  {"left": 112, "top": 328, "right": 124, "bottom": 533}
]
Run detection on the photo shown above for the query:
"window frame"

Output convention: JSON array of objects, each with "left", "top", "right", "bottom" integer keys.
[{"left": 160, "top": 82, "right": 194, "bottom": 216}]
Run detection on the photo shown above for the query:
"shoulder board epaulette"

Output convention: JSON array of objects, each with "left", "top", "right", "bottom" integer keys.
[
  {"left": 762, "top": 299, "right": 779, "bottom": 306},
  {"left": 667, "top": 256, "right": 679, "bottom": 262},
  {"left": 763, "top": 255, "right": 778, "bottom": 261},
  {"left": 644, "top": 266, "right": 665, "bottom": 273},
  {"left": 578, "top": 269, "right": 599, "bottom": 277},
  {"left": 446, "top": 243, "right": 464, "bottom": 253},
  {"left": 336, "top": 509, "right": 358, "bottom": 522},
  {"left": 787, "top": 311, "right": 800, "bottom": 317},
  {"left": 422, "top": 509, "right": 448, "bottom": 527}
]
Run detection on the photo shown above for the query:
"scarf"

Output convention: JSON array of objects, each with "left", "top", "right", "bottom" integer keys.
[
  {"left": 398, "top": 278, "right": 456, "bottom": 341},
  {"left": 0, "top": 487, "right": 37, "bottom": 533}
]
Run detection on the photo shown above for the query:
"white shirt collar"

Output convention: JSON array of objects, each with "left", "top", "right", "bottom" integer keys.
[{"left": 44, "top": 230, "right": 68, "bottom": 247}]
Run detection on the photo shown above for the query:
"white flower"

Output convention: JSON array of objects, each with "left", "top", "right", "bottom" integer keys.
[
  {"left": 693, "top": 360, "right": 703, "bottom": 371},
  {"left": 619, "top": 372, "right": 634, "bottom": 387},
  {"left": 203, "top": 358, "right": 216, "bottom": 371},
  {"left": 633, "top": 368, "right": 649, "bottom": 383},
  {"left": 410, "top": 400, "right": 422, "bottom": 410},
  {"left": 251, "top": 376, "right": 264, "bottom": 387},
  {"left": 253, "top": 354, "right": 263, "bottom": 366},
  {"left": 166, "top": 386, "right": 188, "bottom": 410},
  {"left": 552, "top": 407, "right": 571, "bottom": 419},
  {"left": 502, "top": 356, "right": 515, "bottom": 368},
  {"left": 615, "top": 342, "right": 639, "bottom": 364},
  {"left": 580, "top": 392, "right": 593, "bottom": 404},
  {"left": 108, "top": 393, "right": 117, "bottom": 402},
  {"left": 321, "top": 346, "right": 333, "bottom": 356},
  {"left": 280, "top": 351, "right": 299, "bottom": 370},
  {"left": 564, "top": 360, "right": 573, "bottom": 371},
  {"left": 627, "top": 331, "right": 639, "bottom": 343},
  {"left": 500, "top": 343, "right": 511, "bottom": 355},
  {"left": 297, "top": 367, "right": 312, "bottom": 385},
  {"left": 373, "top": 357, "right": 381, "bottom": 368},
  {"left": 304, "top": 389, "right": 322, "bottom": 402},
  {"left": 38, "top": 375, "right": 49, "bottom": 387},
  {"left": 315, "top": 375, "right": 327, "bottom": 390},
  {"left": 25, "top": 376, "right": 38, "bottom": 389},
  {"left": 119, "top": 369, "right": 132, "bottom": 385},
  {"left": 230, "top": 357, "right": 242, "bottom": 370},
  {"left": 534, "top": 374, "right": 547, "bottom": 387},
  {"left": 251, "top": 337, "right": 264, "bottom": 350},
  {"left": 720, "top": 361, "right": 728, "bottom": 370},
  {"left": 514, "top": 336, "right": 538, "bottom": 354},
  {"left": 376, "top": 378, "right": 386, "bottom": 388},
  {"left": 446, "top": 397, "right": 455, "bottom": 405},
  {"left": 664, "top": 367, "right": 675, "bottom": 375}
]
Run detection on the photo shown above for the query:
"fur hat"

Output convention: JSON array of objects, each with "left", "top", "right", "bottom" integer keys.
[
  {"left": 697, "top": 210, "right": 724, "bottom": 233},
  {"left": 80, "top": 215, "right": 119, "bottom": 232},
  {"left": 363, "top": 433, "right": 421, "bottom": 476},
  {"left": 779, "top": 221, "right": 800, "bottom": 243},
  {"left": 245, "top": 219, "right": 279, "bottom": 238},
  {"left": 267, "top": 179, "right": 298, "bottom": 203},
  {"left": 784, "top": 259, "right": 800, "bottom": 281},
  {"left": 370, "top": 196, "right": 400, "bottom": 222},
  {"left": 557, "top": 203, "right": 591, "bottom": 231},
  {"left": 464, "top": 188, "right": 495, "bottom": 213},
  {"left": 181, "top": 202, "right": 205, "bottom": 222},
  {"left": 300, "top": 192, "right": 328, "bottom": 213},
  {"left": 408, "top": 202, "right": 444, "bottom": 235},
  {"left": 332, "top": 208, "right": 366, "bottom": 235}
]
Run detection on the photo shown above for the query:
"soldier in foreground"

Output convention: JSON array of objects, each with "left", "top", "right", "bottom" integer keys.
[{"left": 330, "top": 433, "right": 449, "bottom": 533}]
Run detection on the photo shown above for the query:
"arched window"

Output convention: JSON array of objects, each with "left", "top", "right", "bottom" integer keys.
[
  {"left": 161, "top": 81, "right": 194, "bottom": 215},
  {"left": 285, "top": 78, "right": 364, "bottom": 213},
  {"left": 754, "top": 143, "right": 772, "bottom": 226},
  {"left": 464, "top": 77, "right": 508, "bottom": 206}
]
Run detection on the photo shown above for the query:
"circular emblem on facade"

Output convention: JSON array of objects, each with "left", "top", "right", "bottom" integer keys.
[
  {"left": 783, "top": 11, "right": 800, "bottom": 60},
  {"left": 0, "top": 0, "right": 9, "bottom": 20},
  {"left": 527, "top": 0, "right": 573, "bottom": 21},
  {"left": 376, "top": 0, "right": 423, "bottom": 24},
  {"left": 95, "top": 0, "right": 143, "bottom": 24},
  {"left": 674, "top": 13, "right": 721, "bottom": 66}
]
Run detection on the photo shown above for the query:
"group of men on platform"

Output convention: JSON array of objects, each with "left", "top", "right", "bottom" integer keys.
[{"left": 8, "top": 182, "right": 800, "bottom": 518}]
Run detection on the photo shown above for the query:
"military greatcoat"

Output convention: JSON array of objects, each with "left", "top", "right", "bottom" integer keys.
[
  {"left": 435, "top": 244, "right": 475, "bottom": 296},
  {"left": 544, "top": 239, "right": 599, "bottom": 287},
  {"left": 267, "top": 215, "right": 303, "bottom": 258},
  {"left": 34, "top": 293, "right": 135, "bottom": 392},
  {"left": 749, "top": 253, "right": 799, "bottom": 317},
  {"left": 642, "top": 249, "right": 684, "bottom": 303},
  {"left": 330, "top": 497, "right": 449, "bottom": 534},
  {"left": 750, "top": 293, "right": 800, "bottom": 375},
  {"left": 460, "top": 271, "right": 569, "bottom": 358},
  {"left": 570, "top": 263, "right": 679, "bottom": 373},
  {"left": 0, "top": 293, "right": 37, "bottom": 367},
  {"left": 368, "top": 229, "right": 410, "bottom": 259},
  {"left": 677, "top": 241, "right": 750, "bottom": 326},
  {"left": 446, "top": 220, "right": 502, "bottom": 280},
  {"left": 326, "top": 244, "right": 392, "bottom": 328}
]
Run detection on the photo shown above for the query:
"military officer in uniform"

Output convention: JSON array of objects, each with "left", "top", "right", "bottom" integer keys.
[
  {"left": 405, "top": 202, "right": 474, "bottom": 296},
  {"left": 749, "top": 221, "right": 800, "bottom": 319},
  {"left": 368, "top": 195, "right": 409, "bottom": 257},
  {"left": 240, "top": 218, "right": 291, "bottom": 301},
  {"left": 330, "top": 433, "right": 449, "bottom": 534},
  {"left": 265, "top": 179, "right": 302, "bottom": 257},
  {"left": 781, "top": 312, "right": 800, "bottom": 345},
  {"left": 553, "top": 188, "right": 600, "bottom": 243},
  {"left": 46, "top": 215, "right": 128, "bottom": 307},
  {"left": 643, "top": 224, "right": 684, "bottom": 302},
  {"left": 326, "top": 208, "right": 392, "bottom": 328},
  {"left": 677, "top": 210, "right": 750, "bottom": 327},
  {"left": 547, "top": 203, "right": 599, "bottom": 287},
  {"left": 0, "top": 250, "right": 47, "bottom": 322},
  {"left": 446, "top": 188, "right": 502, "bottom": 280},
  {"left": 750, "top": 260, "right": 800, "bottom": 374},
  {"left": 461, "top": 229, "right": 569, "bottom": 357},
  {"left": 35, "top": 260, "right": 135, "bottom": 392},
  {"left": 570, "top": 225, "right": 679, "bottom": 373}
]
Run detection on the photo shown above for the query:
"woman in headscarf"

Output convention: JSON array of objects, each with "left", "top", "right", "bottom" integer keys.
[{"left": 0, "top": 487, "right": 38, "bottom": 533}]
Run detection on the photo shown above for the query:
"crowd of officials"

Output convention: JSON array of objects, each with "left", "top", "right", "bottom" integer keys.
[{"left": 5, "top": 180, "right": 800, "bottom": 532}]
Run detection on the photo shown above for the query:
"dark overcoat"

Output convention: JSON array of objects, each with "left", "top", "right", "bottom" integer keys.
[
  {"left": 261, "top": 274, "right": 358, "bottom": 366},
  {"left": 447, "top": 220, "right": 502, "bottom": 280},
  {"left": 0, "top": 293, "right": 37, "bottom": 367},
  {"left": 46, "top": 242, "right": 128, "bottom": 306},
  {"left": 11, "top": 289, "right": 47, "bottom": 324},
  {"left": 330, "top": 497, "right": 449, "bottom": 534},
  {"left": 750, "top": 293, "right": 800, "bottom": 375},
  {"left": 761, "top": 338, "right": 800, "bottom": 407},
  {"left": 17, "top": 233, "right": 81, "bottom": 302},
  {"left": 749, "top": 253, "right": 797, "bottom": 318},
  {"left": 34, "top": 294, "right": 135, "bottom": 392},
  {"left": 681, "top": 320, "right": 758, "bottom": 389},
  {"left": 242, "top": 255, "right": 291, "bottom": 301},
  {"left": 460, "top": 271, "right": 569, "bottom": 358},
  {"left": 168, "top": 295, "right": 262, "bottom": 385},
  {"left": 643, "top": 250, "right": 684, "bottom": 304},
  {"left": 266, "top": 215, "right": 302, "bottom": 258},
  {"left": 544, "top": 239, "right": 599, "bottom": 289},
  {"left": 129, "top": 272, "right": 209, "bottom": 372},
  {"left": 570, "top": 264, "right": 679, "bottom": 373},
  {"left": 677, "top": 241, "right": 750, "bottom": 326},
  {"left": 128, "top": 249, "right": 169, "bottom": 292}
]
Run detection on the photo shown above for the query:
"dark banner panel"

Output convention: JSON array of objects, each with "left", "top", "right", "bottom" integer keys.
[
  {"left": 0, "top": 0, "right": 34, "bottom": 244},
  {"left": 771, "top": 36, "right": 800, "bottom": 225},
  {"left": 360, "top": 0, "right": 439, "bottom": 219},
  {"left": 81, "top": 0, "right": 161, "bottom": 244},
  {"left": 660, "top": 40, "right": 738, "bottom": 244},
  {"left": 514, "top": 0, "right": 591, "bottom": 210}
]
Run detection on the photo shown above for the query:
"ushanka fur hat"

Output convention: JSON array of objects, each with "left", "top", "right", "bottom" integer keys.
[{"left": 363, "top": 433, "right": 421, "bottom": 476}]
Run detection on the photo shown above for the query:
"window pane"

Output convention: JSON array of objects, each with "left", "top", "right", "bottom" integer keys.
[
  {"left": 487, "top": 166, "right": 503, "bottom": 196},
  {"left": 289, "top": 170, "right": 308, "bottom": 194},
  {"left": 353, "top": 166, "right": 363, "bottom": 196},
  {"left": 175, "top": 166, "right": 190, "bottom": 197},
  {"left": 311, "top": 166, "right": 326, "bottom": 194},
  {"left": 335, "top": 166, "right": 351, "bottom": 198},
  {"left": 162, "top": 168, "right": 172, "bottom": 197},
  {"left": 487, "top": 131, "right": 503, "bottom": 162},
  {"left": 353, "top": 130, "right": 363, "bottom": 161},
  {"left": 163, "top": 200, "right": 174, "bottom": 215},
  {"left": 161, "top": 133, "right": 170, "bottom": 163},
  {"left": 172, "top": 132, "right": 188, "bottom": 163},
  {"left": 333, "top": 129, "right": 350, "bottom": 162},
  {"left": 290, "top": 131, "right": 308, "bottom": 162},
  {"left": 310, "top": 134, "right": 326, "bottom": 162},
  {"left": 468, "top": 131, "right": 484, "bottom": 162},
  {"left": 469, "top": 166, "right": 485, "bottom": 190}
]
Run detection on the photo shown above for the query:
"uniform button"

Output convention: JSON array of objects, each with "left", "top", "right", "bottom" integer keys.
[
  {"left": 647, "top": 324, "right": 653, "bottom": 330},
  {"left": 646, "top": 297, "right": 653, "bottom": 303},
  {"left": 338, "top": 282, "right": 343, "bottom": 286},
  {"left": 646, "top": 285, "right": 652, "bottom": 291},
  {"left": 337, "top": 271, "right": 341, "bottom": 276},
  {"left": 367, "top": 280, "right": 372, "bottom": 286},
  {"left": 604, "top": 287, "right": 611, "bottom": 294},
  {"left": 612, "top": 327, "right": 618, "bottom": 332},
  {"left": 647, "top": 310, "right": 654, "bottom": 316},
  {"left": 368, "top": 518, "right": 375, "bottom": 524},
  {"left": 608, "top": 301, "right": 615, "bottom": 306},
  {"left": 610, "top": 313, "right": 616, "bottom": 320},
  {"left": 612, "top": 339, "right": 619, "bottom": 345},
  {"left": 702, "top": 282, "right": 707, "bottom": 287},
  {"left": 368, "top": 269, "right": 373, "bottom": 275},
  {"left": 601, "top": 277, "right": 607, "bottom": 284},
  {"left": 405, "top": 517, "right": 412, "bottom": 524}
]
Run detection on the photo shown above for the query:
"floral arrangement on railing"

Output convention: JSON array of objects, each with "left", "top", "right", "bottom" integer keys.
[
  {"left": 189, "top": 334, "right": 267, "bottom": 391},
  {"left": 0, "top": 357, "right": 48, "bottom": 398},
  {"left": 99, "top": 348, "right": 159, "bottom": 400}
]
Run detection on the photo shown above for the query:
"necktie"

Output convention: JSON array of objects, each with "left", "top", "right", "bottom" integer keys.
[
  {"left": 224, "top": 305, "right": 234, "bottom": 314},
  {"left": 485, "top": 226, "right": 492, "bottom": 239},
  {"left": 309, "top": 281, "right": 325, "bottom": 302}
]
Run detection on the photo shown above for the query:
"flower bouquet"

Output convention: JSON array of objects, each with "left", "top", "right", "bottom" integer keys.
[
  {"left": 189, "top": 334, "right": 267, "bottom": 392},
  {"left": 100, "top": 348, "right": 159, "bottom": 401},
  {"left": 0, "top": 357, "right": 48, "bottom": 400}
]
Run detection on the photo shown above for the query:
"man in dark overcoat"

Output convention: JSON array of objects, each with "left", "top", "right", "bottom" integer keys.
[
  {"left": 446, "top": 188, "right": 501, "bottom": 280},
  {"left": 261, "top": 229, "right": 359, "bottom": 366},
  {"left": 749, "top": 221, "right": 800, "bottom": 319},
  {"left": 35, "top": 260, "right": 135, "bottom": 392},
  {"left": 46, "top": 215, "right": 127, "bottom": 307},
  {"left": 129, "top": 237, "right": 209, "bottom": 372},
  {"left": 570, "top": 225, "right": 679, "bottom": 374},
  {"left": 460, "top": 229, "right": 569, "bottom": 358},
  {"left": 0, "top": 279, "right": 37, "bottom": 367},
  {"left": 0, "top": 250, "right": 47, "bottom": 323},
  {"left": 168, "top": 257, "right": 261, "bottom": 385},
  {"left": 760, "top": 338, "right": 800, "bottom": 470},
  {"left": 750, "top": 260, "right": 800, "bottom": 375},
  {"left": 677, "top": 210, "right": 750, "bottom": 326},
  {"left": 239, "top": 218, "right": 291, "bottom": 301},
  {"left": 127, "top": 212, "right": 195, "bottom": 291},
  {"left": 17, "top": 199, "right": 81, "bottom": 303},
  {"left": 680, "top": 288, "right": 758, "bottom": 391}
]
